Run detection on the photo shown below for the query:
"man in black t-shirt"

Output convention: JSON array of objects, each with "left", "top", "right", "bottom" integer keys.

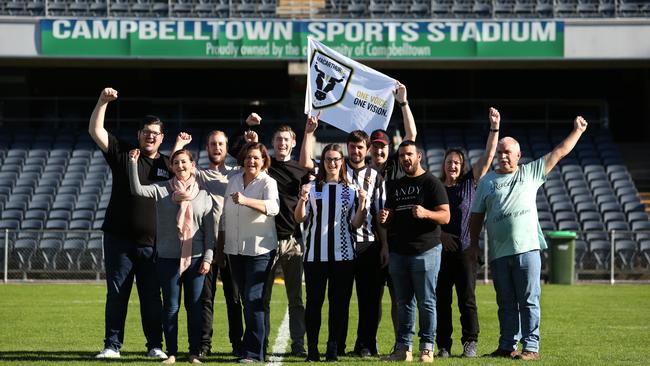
[
  {"left": 89, "top": 88, "right": 171, "bottom": 359},
  {"left": 380, "top": 140, "right": 450, "bottom": 363}
]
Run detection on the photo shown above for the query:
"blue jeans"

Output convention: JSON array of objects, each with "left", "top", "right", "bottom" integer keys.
[
  {"left": 388, "top": 245, "right": 442, "bottom": 352},
  {"left": 157, "top": 257, "right": 206, "bottom": 357},
  {"left": 491, "top": 250, "right": 542, "bottom": 353},
  {"left": 103, "top": 233, "right": 163, "bottom": 351},
  {"left": 229, "top": 251, "right": 275, "bottom": 361}
]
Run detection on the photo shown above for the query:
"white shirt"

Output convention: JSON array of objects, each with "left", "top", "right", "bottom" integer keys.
[{"left": 222, "top": 170, "right": 280, "bottom": 256}]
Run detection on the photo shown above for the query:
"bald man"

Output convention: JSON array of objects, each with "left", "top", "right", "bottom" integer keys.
[{"left": 469, "top": 116, "right": 588, "bottom": 361}]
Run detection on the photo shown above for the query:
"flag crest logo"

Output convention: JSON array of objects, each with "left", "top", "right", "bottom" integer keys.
[{"left": 309, "top": 50, "right": 353, "bottom": 109}]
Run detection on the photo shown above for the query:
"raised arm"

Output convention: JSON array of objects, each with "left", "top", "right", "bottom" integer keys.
[
  {"left": 544, "top": 116, "right": 588, "bottom": 175},
  {"left": 351, "top": 187, "right": 368, "bottom": 229},
  {"left": 88, "top": 88, "right": 117, "bottom": 153},
  {"left": 294, "top": 184, "right": 310, "bottom": 223},
  {"left": 229, "top": 113, "right": 262, "bottom": 158},
  {"left": 172, "top": 132, "right": 192, "bottom": 155},
  {"left": 395, "top": 82, "right": 416, "bottom": 141},
  {"left": 298, "top": 113, "right": 320, "bottom": 170},
  {"left": 472, "top": 107, "right": 500, "bottom": 181},
  {"left": 127, "top": 149, "right": 158, "bottom": 199}
]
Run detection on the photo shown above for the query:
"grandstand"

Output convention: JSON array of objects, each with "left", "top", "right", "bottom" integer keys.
[
  {"left": 1, "top": 0, "right": 650, "bottom": 281},
  {"left": 1, "top": 0, "right": 650, "bottom": 19}
]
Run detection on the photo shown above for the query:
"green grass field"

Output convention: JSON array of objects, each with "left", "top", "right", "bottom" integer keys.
[{"left": 1, "top": 283, "right": 649, "bottom": 365}]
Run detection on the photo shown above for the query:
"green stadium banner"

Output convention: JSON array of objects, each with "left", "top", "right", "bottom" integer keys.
[{"left": 40, "top": 19, "right": 564, "bottom": 59}]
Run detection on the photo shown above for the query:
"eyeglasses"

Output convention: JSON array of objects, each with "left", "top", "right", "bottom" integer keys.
[
  {"left": 324, "top": 157, "right": 343, "bottom": 164},
  {"left": 141, "top": 129, "right": 162, "bottom": 137}
]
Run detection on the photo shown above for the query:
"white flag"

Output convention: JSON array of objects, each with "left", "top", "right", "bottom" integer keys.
[{"left": 304, "top": 37, "right": 397, "bottom": 134}]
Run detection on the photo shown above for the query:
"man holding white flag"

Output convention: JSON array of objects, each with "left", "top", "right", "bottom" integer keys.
[{"left": 304, "top": 37, "right": 396, "bottom": 135}]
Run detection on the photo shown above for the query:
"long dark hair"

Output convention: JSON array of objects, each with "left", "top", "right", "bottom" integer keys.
[
  {"left": 439, "top": 147, "right": 469, "bottom": 183},
  {"left": 316, "top": 143, "right": 348, "bottom": 188}
]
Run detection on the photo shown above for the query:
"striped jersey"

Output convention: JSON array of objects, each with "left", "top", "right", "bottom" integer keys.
[
  {"left": 303, "top": 182, "right": 359, "bottom": 262},
  {"left": 345, "top": 162, "right": 386, "bottom": 244}
]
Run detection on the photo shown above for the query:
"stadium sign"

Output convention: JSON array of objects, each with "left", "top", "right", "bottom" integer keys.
[{"left": 40, "top": 19, "right": 563, "bottom": 59}]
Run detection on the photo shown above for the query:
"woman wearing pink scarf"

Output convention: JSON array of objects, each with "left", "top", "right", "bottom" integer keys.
[{"left": 129, "top": 148, "right": 215, "bottom": 364}]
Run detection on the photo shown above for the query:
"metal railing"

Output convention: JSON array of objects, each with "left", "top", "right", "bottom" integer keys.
[{"left": 477, "top": 229, "right": 650, "bottom": 284}]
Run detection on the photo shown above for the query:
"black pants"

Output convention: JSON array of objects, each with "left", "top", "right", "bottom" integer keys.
[
  {"left": 200, "top": 258, "right": 244, "bottom": 353},
  {"left": 304, "top": 260, "right": 355, "bottom": 355},
  {"left": 339, "top": 243, "right": 386, "bottom": 354},
  {"left": 435, "top": 248, "right": 480, "bottom": 351}
]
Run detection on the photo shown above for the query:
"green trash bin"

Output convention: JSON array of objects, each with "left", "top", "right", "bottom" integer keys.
[{"left": 546, "top": 231, "right": 577, "bottom": 284}]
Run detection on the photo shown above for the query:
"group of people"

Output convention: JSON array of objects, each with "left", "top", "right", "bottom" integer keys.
[{"left": 88, "top": 85, "right": 588, "bottom": 363}]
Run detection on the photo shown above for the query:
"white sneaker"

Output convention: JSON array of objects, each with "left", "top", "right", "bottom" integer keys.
[
  {"left": 147, "top": 348, "right": 168, "bottom": 359},
  {"left": 95, "top": 348, "right": 121, "bottom": 359}
]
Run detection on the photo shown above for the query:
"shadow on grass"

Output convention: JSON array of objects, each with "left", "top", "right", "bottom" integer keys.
[
  {"left": 0, "top": 351, "right": 245, "bottom": 363},
  {"left": 0, "top": 351, "right": 318, "bottom": 363}
]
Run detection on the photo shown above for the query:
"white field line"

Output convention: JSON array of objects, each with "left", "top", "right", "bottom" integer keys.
[{"left": 266, "top": 308, "right": 290, "bottom": 365}]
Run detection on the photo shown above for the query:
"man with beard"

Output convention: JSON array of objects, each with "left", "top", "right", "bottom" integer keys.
[
  {"left": 380, "top": 140, "right": 450, "bottom": 363},
  {"left": 89, "top": 87, "right": 169, "bottom": 360},
  {"left": 172, "top": 131, "right": 243, "bottom": 358}
]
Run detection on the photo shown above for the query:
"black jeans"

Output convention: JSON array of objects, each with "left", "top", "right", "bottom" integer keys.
[
  {"left": 304, "top": 260, "right": 355, "bottom": 356},
  {"left": 435, "top": 248, "right": 480, "bottom": 351},
  {"left": 343, "top": 243, "right": 386, "bottom": 354},
  {"left": 102, "top": 232, "right": 163, "bottom": 351},
  {"left": 199, "top": 257, "right": 244, "bottom": 354}
]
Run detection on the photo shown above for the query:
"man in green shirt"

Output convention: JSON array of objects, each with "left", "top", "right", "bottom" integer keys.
[{"left": 470, "top": 116, "right": 588, "bottom": 361}]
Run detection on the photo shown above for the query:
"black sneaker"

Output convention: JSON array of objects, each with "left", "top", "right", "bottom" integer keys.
[
  {"left": 437, "top": 347, "right": 450, "bottom": 358},
  {"left": 291, "top": 344, "right": 307, "bottom": 357},
  {"left": 485, "top": 348, "right": 519, "bottom": 358}
]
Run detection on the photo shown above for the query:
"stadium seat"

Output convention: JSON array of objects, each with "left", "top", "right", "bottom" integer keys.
[
  {"left": 589, "top": 240, "right": 610, "bottom": 270},
  {"left": 582, "top": 220, "right": 604, "bottom": 232},
  {"left": 38, "top": 238, "right": 62, "bottom": 270},
  {"left": 13, "top": 238, "right": 37, "bottom": 273},
  {"left": 615, "top": 240, "right": 637, "bottom": 270},
  {"left": 84, "top": 235, "right": 104, "bottom": 271},
  {"left": 640, "top": 240, "right": 650, "bottom": 269},
  {"left": 575, "top": 239, "right": 588, "bottom": 269},
  {"left": 627, "top": 211, "right": 648, "bottom": 223},
  {"left": 62, "top": 232, "right": 87, "bottom": 270},
  {"left": 631, "top": 221, "right": 650, "bottom": 232}
]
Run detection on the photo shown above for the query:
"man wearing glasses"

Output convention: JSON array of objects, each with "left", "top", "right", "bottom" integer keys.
[{"left": 89, "top": 87, "right": 171, "bottom": 360}]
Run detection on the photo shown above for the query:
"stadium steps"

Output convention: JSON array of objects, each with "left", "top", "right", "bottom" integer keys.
[
  {"left": 640, "top": 192, "right": 650, "bottom": 215},
  {"left": 276, "top": 0, "right": 325, "bottom": 17}
]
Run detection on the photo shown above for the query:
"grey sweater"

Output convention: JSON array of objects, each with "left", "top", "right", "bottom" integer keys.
[{"left": 128, "top": 161, "right": 215, "bottom": 263}]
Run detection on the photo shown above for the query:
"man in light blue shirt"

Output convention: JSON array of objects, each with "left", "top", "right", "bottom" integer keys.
[{"left": 470, "top": 116, "right": 588, "bottom": 361}]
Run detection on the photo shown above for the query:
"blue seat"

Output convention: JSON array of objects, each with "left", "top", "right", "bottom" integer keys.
[
  {"left": 615, "top": 240, "right": 637, "bottom": 270},
  {"left": 590, "top": 240, "right": 610, "bottom": 270},
  {"left": 38, "top": 238, "right": 62, "bottom": 270}
]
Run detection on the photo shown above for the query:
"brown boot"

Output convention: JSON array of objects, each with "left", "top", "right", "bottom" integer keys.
[
  {"left": 515, "top": 351, "right": 540, "bottom": 361},
  {"left": 383, "top": 347, "right": 413, "bottom": 362},
  {"left": 419, "top": 349, "right": 433, "bottom": 363}
]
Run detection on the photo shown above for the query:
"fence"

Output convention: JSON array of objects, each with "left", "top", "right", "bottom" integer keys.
[
  {"left": 2, "top": 229, "right": 104, "bottom": 281},
  {"left": 2, "top": 228, "right": 649, "bottom": 282}
]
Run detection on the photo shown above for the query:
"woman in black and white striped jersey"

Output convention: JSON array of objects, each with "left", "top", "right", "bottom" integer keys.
[{"left": 294, "top": 143, "right": 367, "bottom": 362}]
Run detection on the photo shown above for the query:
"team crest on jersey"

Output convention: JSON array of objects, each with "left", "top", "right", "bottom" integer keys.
[{"left": 309, "top": 50, "right": 353, "bottom": 109}]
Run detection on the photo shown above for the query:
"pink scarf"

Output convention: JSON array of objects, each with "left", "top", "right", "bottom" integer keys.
[{"left": 169, "top": 175, "right": 200, "bottom": 274}]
